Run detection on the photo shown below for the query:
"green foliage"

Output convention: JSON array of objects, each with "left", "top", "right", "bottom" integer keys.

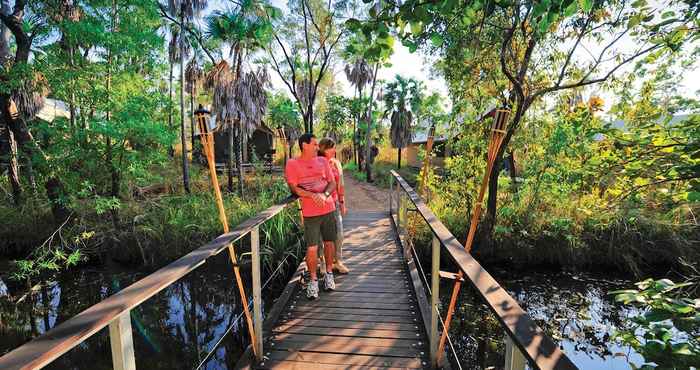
[
  {"left": 320, "top": 94, "right": 353, "bottom": 142},
  {"left": 612, "top": 279, "right": 700, "bottom": 369}
]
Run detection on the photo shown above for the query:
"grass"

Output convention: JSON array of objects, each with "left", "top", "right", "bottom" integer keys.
[
  {"left": 0, "top": 166, "right": 301, "bottom": 282},
  {"left": 342, "top": 144, "right": 699, "bottom": 277}
]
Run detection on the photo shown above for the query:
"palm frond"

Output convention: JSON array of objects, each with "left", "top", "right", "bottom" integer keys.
[
  {"left": 12, "top": 72, "right": 48, "bottom": 121},
  {"left": 390, "top": 107, "right": 413, "bottom": 149},
  {"left": 185, "top": 57, "right": 204, "bottom": 94}
]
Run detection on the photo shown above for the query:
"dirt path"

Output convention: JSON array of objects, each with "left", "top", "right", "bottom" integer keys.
[{"left": 343, "top": 175, "right": 388, "bottom": 212}]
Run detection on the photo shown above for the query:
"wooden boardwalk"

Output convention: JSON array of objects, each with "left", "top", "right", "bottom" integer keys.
[{"left": 259, "top": 211, "right": 430, "bottom": 369}]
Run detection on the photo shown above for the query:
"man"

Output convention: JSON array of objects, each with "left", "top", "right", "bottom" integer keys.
[{"left": 285, "top": 133, "right": 338, "bottom": 299}]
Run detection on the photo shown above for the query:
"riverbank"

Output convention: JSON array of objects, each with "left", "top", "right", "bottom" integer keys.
[
  {"left": 347, "top": 160, "right": 699, "bottom": 277},
  {"left": 0, "top": 168, "right": 296, "bottom": 293}
]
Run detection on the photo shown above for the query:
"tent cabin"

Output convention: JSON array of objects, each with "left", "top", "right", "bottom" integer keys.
[
  {"left": 405, "top": 131, "right": 451, "bottom": 168},
  {"left": 211, "top": 122, "right": 280, "bottom": 166}
]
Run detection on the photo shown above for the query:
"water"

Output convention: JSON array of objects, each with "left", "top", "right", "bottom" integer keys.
[
  {"left": 0, "top": 251, "right": 297, "bottom": 370},
  {"left": 441, "top": 269, "right": 644, "bottom": 370},
  {"left": 2, "top": 258, "right": 645, "bottom": 369}
]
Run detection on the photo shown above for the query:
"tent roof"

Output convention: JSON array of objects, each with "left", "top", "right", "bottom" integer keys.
[{"left": 36, "top": 98, "right": 71, "bottom": 122}]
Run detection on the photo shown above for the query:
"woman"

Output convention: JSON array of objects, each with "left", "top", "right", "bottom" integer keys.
[{"left": 318, "top": 137, "right": 349, "bottom": 274}]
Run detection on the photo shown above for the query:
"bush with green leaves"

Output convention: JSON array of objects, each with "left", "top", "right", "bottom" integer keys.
[{"left": 612, "top": 278, "right": 699, "bottom": 369}]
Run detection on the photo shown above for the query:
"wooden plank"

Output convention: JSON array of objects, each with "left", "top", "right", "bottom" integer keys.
[
  {"left": 332, "top": 287, "right": 410, "bottom": 294},
  {"left": 289, "top": 307, "right": 416, "bottom": 317},
  {"left": 392, "top": 171, "right": 578, "bottom": 370},
  {"left": 333, "top": 277, "right": 408, "bottom": 285},
  {"left": 270, "top": 333, "right": 425, "bottom": 349},
  {"left": 338, "top": 273, "right": 406, "bottom": 278},
  {"left": 272, "top": 326, "right": 424, "bottom": 340},
  {"left": 283, "top": 313, "right": 419, "bottom": 324},
  {"left": 299, "top": 296, "right": 413, "bottom": 304},
  {"left": 257, "top": 360, "right": 416, "bottom": 370},
  {"left": 291, "top": 301, "right": 413, "bottom": 311},
  {"left": 342, "top": 260, "right": 404, "bottom": 265},
  {"left": 335, "top": 267, "right": 405, "bottom": 273},
  {"left": 306, "top": 292, "right": 410, "bottom": 299},
  {"left": 263, "top": 263, "right": 306, "bottom": 335},
  {"left": 0, "top": 197, "right": 297, "bottom": 370},
  {"left": 275, "top": 319, "right": 420, "bottom": 332},
  {"left": 270, "top": 340, "right": 423, "bottom": 358},
  {"left": 330, "top": 282, "right": 409, "bottom": 289},
  {"left": 263, "top": 350, "right": 426, "bottom": 369}
]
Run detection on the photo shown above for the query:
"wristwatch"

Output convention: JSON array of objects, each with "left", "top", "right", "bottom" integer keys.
[{"left": 324, "top": 191, "right": 330, "bottom": 197}]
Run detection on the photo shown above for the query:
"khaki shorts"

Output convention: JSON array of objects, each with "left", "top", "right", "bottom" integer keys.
[{"left": 304, "top": 211, "right": 337, "bottom": 247}]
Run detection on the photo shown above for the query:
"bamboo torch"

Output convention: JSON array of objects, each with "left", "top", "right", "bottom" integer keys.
[
  {"left": 419, "top": 123, "right": 437, "bottom": 198},
  {"left": 437, "top": 109, "right": 510, "bottom": 363},
  {"left": 194, "top": 106, "right": 259, "bottom": 359}
]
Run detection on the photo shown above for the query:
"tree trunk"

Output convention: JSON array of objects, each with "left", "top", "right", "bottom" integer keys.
[
  {"left": 228, "top": 123, "right": 234, "bottom": 192},
  {"left": 24, "top": 154, "right": 36, "bottom": 195},
  {"left": 107, "top": 0, "right": 119, "bottom": 229},
  {"left": 189, "top": 91, "right": 195, "bottom": 154},
  {"left": 178, "top": 7, "right": 190, "bottom": 194},
  {"left": 0, "top": 125, "right": 21, "bottom": 204},
  {"left": 352, "top": 87, "right": 358, "bottom": 166},
  {"left": 483, "top": 99, "right": 527, "bottom": 246},
  {"left": 365, "top": 64, "right": 380, "bottom": 182},
  {"left": 397, "top": 147, "right": 401, "bottom": 169},
  {"left": 235, "top": 126, "right": 244, "bottom": 196},
  {"left": 0, "top": 0, "right": 10, "bottom": 63},
  {"left": 168, "top": 62, "right": 174, "bottom": 157},
  {"left": 168, "top": 63, "right": 173, "bottom": 130}
]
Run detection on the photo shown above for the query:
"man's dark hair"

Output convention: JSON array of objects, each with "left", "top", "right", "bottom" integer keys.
[{"left": 298, "top": 133, "right": 315, "bottom": 151}]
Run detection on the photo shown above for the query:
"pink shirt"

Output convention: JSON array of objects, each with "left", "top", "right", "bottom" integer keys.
[
  {"left": 327, "top": 158, "right": 343, "bottom": 202},
  {"left": 285, "top": 157, "right": 336, "bottom": 217}
]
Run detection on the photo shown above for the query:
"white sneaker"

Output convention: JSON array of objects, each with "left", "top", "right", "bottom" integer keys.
[
  {"left": 306, "top": 279, "right": 319, "bottom": 300},
  {"left": 324, "top": 272, "right": 336, "bottom": 291}
]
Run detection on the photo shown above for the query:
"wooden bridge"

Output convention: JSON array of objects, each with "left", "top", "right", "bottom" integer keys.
[{"left": 0, "top": 172, "right": 578, "bottom": 370}]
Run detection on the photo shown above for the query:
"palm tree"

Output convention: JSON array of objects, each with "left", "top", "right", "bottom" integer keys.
[
  {"left": 205, "top": 2, "right": 274, "bottom": 195},
  {"left": 383, "top": 75, "right": 423, "bottom": 169},
  {"left": 185, "top": 57, "right": 203, "bottom": 151},
  {"left": 389, "top": 108, "right": 413, "bottom": 169},
  {"left": 344, "top": 58, "right": 372, "bottom": 167},
  {"left": 163, "top": 0, "right": 207, "bottom": 192}
]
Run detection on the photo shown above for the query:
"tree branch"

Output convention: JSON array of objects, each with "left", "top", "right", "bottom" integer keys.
[
  {"left": 534, "top": 43, "right": 662, "bottom": 99},
  {"left": 557, "top": 13, "right": 593, "bottom": 86}
]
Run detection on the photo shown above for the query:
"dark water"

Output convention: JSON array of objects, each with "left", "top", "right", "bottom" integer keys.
[
  {"left": 440, "top": 269, "right": 644, "bottom": 370},
  {"left": 0, "top": 251, "right": 297, "bottom": 370},
  {"left": 2, "top": 257, "right": 644, "bottom": 369}
]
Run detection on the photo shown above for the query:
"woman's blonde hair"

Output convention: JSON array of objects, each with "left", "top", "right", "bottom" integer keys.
[{"left": 318, "top": 137, "right": 336, "bottom": 156}]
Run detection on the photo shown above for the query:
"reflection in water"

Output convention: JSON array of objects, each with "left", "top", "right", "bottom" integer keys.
[
  {"left": 3, "top": 256, "right": 646, "bottom": 369},
  {"left": 441, "top": 270, "right": 644, "bottom": 370},
  {"left": 0, "top": 251, "right": 294, "bottom": 370}
]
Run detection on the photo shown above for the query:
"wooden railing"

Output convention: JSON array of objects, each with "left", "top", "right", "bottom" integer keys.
[
  {"left": 0, "top": 197, "right": 297, "bottom": 370},
  {"left": 389, "top": 171, "right": 578, "bottom": 370}
]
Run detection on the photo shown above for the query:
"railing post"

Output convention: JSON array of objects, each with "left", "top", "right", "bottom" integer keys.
[
  {"left": 389, "top": 175, "right": 394, "bottom": 216},
  {"left": 430, "top": 235, "right": 440, "bottom": 369},
  {"left": 504, "top": 336, "right": 527, "bottom": 370},
  {"left": 400, "top": 193, "right": 408, "bottom": 238},
  {"left": 109, "top": 311, "right": 136, "bottom": 370},
  {"left": 251, "top": 226, "right": 263, "bottom": 361}
]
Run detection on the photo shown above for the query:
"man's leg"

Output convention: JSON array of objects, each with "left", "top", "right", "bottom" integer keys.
[
  {"left": 303, "top": 215, "right": 322, "bottom": 299},
  {"left": 306, "top": 245, "right": 319, "bottom": 280},
  {"left": 323, "top": 240, "right": 335, "bottom": 273},
  {"left": 320, "top": 212, "right": 338, "bottom": 291}
]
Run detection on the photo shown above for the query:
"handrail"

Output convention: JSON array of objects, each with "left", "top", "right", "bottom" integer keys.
[
  {"left": 0, "top": 196, "right": 297, "bottom": 370},
  {"left": 390, "top": 170, "right": 578, "bottom": 370}
]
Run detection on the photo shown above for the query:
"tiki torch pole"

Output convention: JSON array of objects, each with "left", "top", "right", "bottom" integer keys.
[
  {"left": 195, "top": 106, "right": 259, "bottom": 359},
  {"left": 437, "top": 109, "right": 510, "bottom": 363}
]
